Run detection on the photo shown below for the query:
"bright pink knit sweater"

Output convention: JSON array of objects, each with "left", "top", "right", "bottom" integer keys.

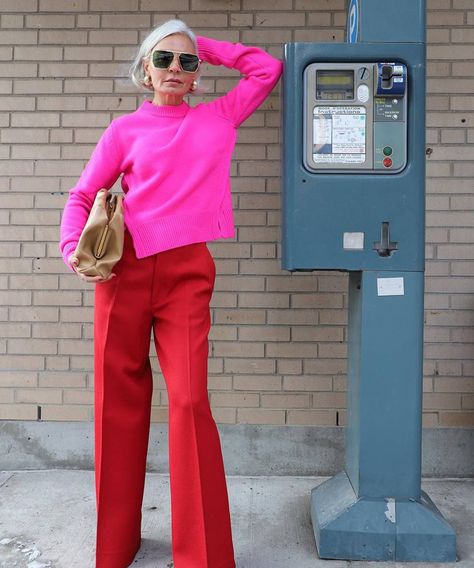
[{"left": 59, "top": 35, "right": 283, "bottom": 272}]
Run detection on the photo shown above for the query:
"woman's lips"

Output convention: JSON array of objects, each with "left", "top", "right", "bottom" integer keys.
[{"left": 166, "top": 79, "right": 182, "bottom": 84}]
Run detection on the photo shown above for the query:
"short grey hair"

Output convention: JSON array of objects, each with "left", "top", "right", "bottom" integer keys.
[{"left": 129, "top": 18, "right": 205, "bottom": 95}]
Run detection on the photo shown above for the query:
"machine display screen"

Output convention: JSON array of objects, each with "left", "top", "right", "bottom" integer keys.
[{"left": 316, "top": 70, "right": 354, "bottom": 100}]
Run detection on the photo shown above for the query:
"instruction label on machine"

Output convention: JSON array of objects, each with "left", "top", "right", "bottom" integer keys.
[
  {"left": 313, "top": 106, "right": 366, "bottom": 163},
  {"left": 374, "top": 97, "right": 404, "bottom": 122}
]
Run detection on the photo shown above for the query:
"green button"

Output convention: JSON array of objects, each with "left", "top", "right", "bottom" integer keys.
[{"left": 383, "top": 146, "right": 393, "bottom": 156}]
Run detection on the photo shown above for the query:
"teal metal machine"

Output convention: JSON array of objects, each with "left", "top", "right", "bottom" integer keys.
[{"left": 280, "top": 0, "right": 457, "bottom": 561}]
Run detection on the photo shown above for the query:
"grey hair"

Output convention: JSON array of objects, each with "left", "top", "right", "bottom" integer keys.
[{"left": 129, "top": 18, "right": 206, "bottom": 96}]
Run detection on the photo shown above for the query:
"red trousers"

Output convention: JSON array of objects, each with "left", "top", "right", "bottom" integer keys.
[{"left": 93, "top": 228, "right": 236, "bottom": 568}]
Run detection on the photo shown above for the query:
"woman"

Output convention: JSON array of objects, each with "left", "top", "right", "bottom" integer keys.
[{"left": 59, "top": 18, "right": 283, "bottom": 568}]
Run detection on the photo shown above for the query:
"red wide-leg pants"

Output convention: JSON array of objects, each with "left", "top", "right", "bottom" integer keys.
[{"left": 93, "top": 228, "right": 236, "bottom": 568}]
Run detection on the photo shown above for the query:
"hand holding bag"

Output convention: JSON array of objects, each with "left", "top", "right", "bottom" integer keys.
[{"left": 74, "top": 189, "right": 124, "bottom": 279}]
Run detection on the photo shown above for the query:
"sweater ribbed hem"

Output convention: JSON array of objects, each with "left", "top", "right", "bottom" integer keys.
[{"left": 125, "top": 207, "right": 235, "bottom": 259}]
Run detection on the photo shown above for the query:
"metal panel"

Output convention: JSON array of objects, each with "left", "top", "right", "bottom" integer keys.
[
  {"left": 359, "top": 0, "right": 426, "bottom": 44},
  {"left": 281, "top": 42, "right": 426, "bottom": 272}
]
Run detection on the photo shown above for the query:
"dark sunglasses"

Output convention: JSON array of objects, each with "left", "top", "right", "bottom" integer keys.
[{"left": 151, "top": 49, "right": 201, "bottom": 73}]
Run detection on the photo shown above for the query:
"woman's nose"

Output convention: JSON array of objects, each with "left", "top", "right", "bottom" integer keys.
[{"left": 169, "top": 54, "right": 181, "bottom": 71}]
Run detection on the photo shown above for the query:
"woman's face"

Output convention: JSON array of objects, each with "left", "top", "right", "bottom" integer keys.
[{"left": 143, "top": 33, "right": 199, "bottom": 104}]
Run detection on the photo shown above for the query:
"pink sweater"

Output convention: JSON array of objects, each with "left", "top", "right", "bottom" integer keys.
[{"left": 59, "top": 35, "right": 283, "bottom": 272}]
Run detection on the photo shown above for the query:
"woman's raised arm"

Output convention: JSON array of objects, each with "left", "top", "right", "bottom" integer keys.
[{"left": 195, "top": 34, "right": 283, "bottom": 128}]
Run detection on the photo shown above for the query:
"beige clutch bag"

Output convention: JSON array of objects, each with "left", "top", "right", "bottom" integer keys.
[{"left": 74, "top": 189, "right": 124, "bottom": 279}]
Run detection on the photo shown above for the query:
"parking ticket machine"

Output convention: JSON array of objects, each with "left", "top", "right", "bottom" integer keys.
[
  {"left": 304, "top": 62, "right": 407, "bottom": 173},
  {"left": 281, "top": 0, "right": 457, "bottom": 562}
]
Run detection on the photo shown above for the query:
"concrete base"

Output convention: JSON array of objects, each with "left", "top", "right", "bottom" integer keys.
[{"left": 311, "top": 471, "right": 457, "bottom": 562}]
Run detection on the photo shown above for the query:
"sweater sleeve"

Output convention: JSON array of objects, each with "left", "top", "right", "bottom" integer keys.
[
  {"left": 58, "top": 120, "right": 122, "bottom": 272},
  {"left": 195, "top": 35, "right": 283, "bottom": 128}
]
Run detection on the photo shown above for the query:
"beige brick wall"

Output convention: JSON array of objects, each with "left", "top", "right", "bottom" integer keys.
[{"left": 0, "top": 0, "right": 472, "bottom": 427}]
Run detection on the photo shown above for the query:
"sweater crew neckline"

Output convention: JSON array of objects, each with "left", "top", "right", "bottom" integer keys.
[{"left": 139, "top": 99, "right": 190, "bottom": 118}]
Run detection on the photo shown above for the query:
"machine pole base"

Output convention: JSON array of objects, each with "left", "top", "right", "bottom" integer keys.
[{"left": 310, "top": 471, "right": 457, "bottom": 562}]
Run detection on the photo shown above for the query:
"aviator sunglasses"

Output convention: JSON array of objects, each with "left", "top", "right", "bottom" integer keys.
[{"left": 151, "top": 49, "right": 202, "bottom": 73}]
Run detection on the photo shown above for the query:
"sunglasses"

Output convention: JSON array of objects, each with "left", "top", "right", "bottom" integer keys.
[{"left": 151, "top": 49, "right": 201, "bottom": 73}]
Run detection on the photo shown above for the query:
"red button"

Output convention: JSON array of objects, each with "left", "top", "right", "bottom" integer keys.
[{"left": 383, "top": 157, "right": 393, "bottom": 168}]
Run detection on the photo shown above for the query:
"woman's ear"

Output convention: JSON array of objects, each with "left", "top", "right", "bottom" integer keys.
[{"left": 142, "top": 56, "right": 149, "bottom": 76}]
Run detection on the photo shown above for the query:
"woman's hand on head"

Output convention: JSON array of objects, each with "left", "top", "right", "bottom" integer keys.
[{"left": 67, "top": 253, "right": 117, "bottom": 283}]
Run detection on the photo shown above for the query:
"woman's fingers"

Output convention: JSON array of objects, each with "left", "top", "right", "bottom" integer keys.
[
  {"left": 67, "top": 254, "right": 116, "bottom": 283},
  {"left": 94, "top": 273, "right": 117, "bottom": 283},
  {"left": 68, "top": 255, "right": 79, "bottom": 270},
  {"left": 81, "top": 272, "right": 116, "bottom": 283}
]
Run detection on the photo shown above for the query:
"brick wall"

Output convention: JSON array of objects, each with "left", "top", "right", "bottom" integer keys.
[
  {"left": 424, "top": 0, "right": 474, "bottom": 427},
  {"left": 0, "top": 0, "right": 472, "bottom": 427}
]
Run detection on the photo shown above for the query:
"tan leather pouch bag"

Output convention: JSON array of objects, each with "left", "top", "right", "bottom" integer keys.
[{"left": 74, "top": 189, "right": 124, "bottom": 279}]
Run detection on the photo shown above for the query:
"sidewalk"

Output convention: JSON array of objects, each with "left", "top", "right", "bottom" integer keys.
[{"left": 0, "top": 471, "right": 472, "bottom": 567}]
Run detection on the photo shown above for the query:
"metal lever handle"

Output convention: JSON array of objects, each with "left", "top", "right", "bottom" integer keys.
[{"left": 373, "top": 221, "right": 398, "bottom": 257}]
